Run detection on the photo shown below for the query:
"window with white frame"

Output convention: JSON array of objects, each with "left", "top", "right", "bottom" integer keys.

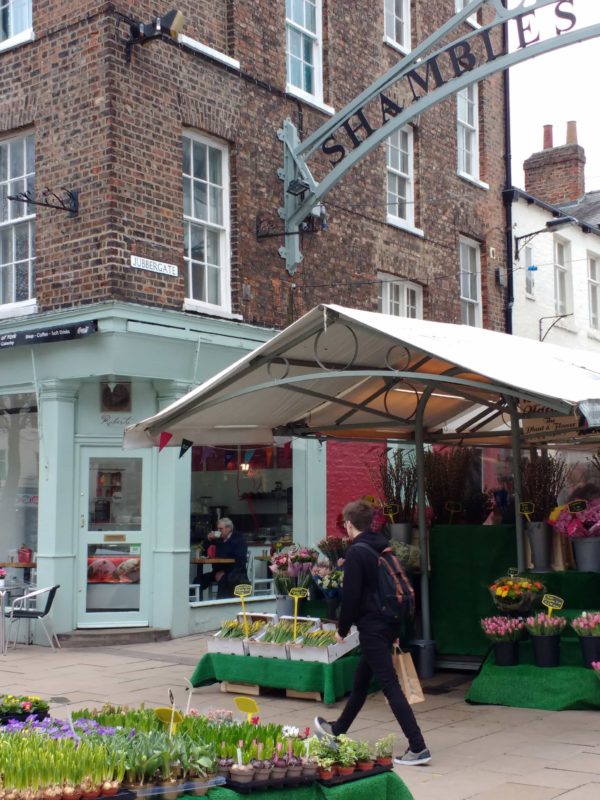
[
  {"left": 457, "top": 83, "right": 479, "bottom": 180},
  {"left": 588, "top": 254, "right": 600, "bottom": 330},
  {"left": 0, "top": 133, "right": 35, "bottom": 307},
  {"left": 378, "top": 274, "right": 423, "bottom": 318},
  {"left": 553, "top": 238, "right": 571, "bottom": 316},
  {"left": 0, "top": 0, "right": 32, "bottom": 46},
  {"left": 455, "top": 0, "right": 479, "bottom": 26},
  {"left": 524, "top": 245, "right": 535, "bottom": 297},
  {"left": 384, "top": 0, "right": 411, "bottom": 52},
  {"left": 387, "top": 126, "right": 415, "bottom": 228},
  {"left": 459, "top": 237, "right": 481, "bottom": 326},
  {"left": 183, "top": 132, "right": 230, "bottom": 312},
  {"left": 285, "top": 0, "right": 323, "bottom": 102}
]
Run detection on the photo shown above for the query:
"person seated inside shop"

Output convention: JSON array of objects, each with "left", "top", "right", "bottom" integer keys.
[{"left": 195, "top": 518, "right": 248, "bottom": 599}]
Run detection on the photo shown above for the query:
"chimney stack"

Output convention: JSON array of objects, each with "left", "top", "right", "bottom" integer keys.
[{"left": 523, "top": 121, "right": 585, "bottom": 205}]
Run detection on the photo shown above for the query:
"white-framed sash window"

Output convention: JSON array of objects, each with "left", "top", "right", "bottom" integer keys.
[
  {"left": 553, "top": 238, "right": 571, "bottom": 317},
  {"left": 378, "top": 274, "right": 423, "bottom": 319},
  {"left": 460, "top": 237, "right": 482, "bottom": 327},
  {"left": 589, "top": 254, "right": 600, "bottom": 330},
  {"left": 384, "top": 0, "right": 411, "bottom": 53},
  {"left": 457, "top": 83, "right": 480, "bottom": 180},
  {"left": 285, "top": 0, "right": 324, "bottom": 105}
]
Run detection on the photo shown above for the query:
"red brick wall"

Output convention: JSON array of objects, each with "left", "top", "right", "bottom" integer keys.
[
  {"left": 0, "top": 1, "right": 508, "bottom": 329},
  {"left": 524, "top": 145, "right": 586, "bottom": 206},
  {"left": 326, "top": 441, "right": 386, "bottom": 534}
]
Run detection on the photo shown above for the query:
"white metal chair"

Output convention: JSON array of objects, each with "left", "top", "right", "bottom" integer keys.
[
  {"left": 250, "top": 553, "right": 274, "bottom": 595},
  {"left": 4, "top": 585, "right": 61, "bottom": 652}
]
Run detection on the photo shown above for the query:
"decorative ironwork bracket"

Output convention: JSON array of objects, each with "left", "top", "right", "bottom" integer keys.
[
  {"left": 7, "top": 188, "right": 79, "bottom": 217},
  {"left": 256, "top": 214, "right": 324, "bottom": 241}
]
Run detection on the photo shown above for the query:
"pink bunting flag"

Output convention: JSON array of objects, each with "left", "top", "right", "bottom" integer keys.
[{"left": 158, "top": 431, "right": 173, "bottom": 452}]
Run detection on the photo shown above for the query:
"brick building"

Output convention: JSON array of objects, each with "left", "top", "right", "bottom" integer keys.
[{"left": 0, "top": 1, "right": 508, "bottom": 637}]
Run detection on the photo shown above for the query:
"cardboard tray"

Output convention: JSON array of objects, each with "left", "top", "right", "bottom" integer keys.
[
  {"left": 288, "top": 625, "right": 359, "bottom": 663},
  {"left": 207, "top": 613, "right": 278, "bottom": 656},
  {"left": 247, "top": 615, "right": 321, "bottom": 660}
]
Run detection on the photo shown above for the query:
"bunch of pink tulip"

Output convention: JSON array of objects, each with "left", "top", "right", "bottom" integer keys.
[
  {"left": 524, "top": 612, "right": 567, "bottom": 636},
  {"left": 571, "top": 612, "right": 600, "bottom": 637},
  {"left": 480, "top": 616, "right": 525, "bottom": 642}
]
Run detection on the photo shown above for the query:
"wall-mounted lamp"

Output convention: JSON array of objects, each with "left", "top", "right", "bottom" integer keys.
[
  {"left": 514, "top": 216, "right": 578, "bottom": 261},
  {"left": 126, "top": 9, "right": 185, "bottom": 59},
  {"left": 286, "top": 178, "right": 311, "bottom": 196}
]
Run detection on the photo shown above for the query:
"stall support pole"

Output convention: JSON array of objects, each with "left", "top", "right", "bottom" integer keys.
[
  {"left": 409, "top": 390, "right": 436, "bottom": 678},
  {"left": 509, "top": 402, "right": 526, "bottom": 572}
]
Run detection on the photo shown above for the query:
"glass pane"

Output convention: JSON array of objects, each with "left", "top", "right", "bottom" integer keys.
[
  {"left": 9, "top": 178, "right": 25, "bottom": 219},
  {"left": 207, "top": 265, "right": 220, "bottom": 305},
  {"left": 0, "top": 184, "right": 7, "bottom": 223},
  {"left": 208, "top": 147, "right": 222, "bottom": 184},
  {"left": 14, "top": 222, "right": 28, "bottom": 261},
  {"left": 13, "top": 0, "right": 31, "bottom": 33},
  {"left": 192, "top": 141, "right": 206, "bottom": 181},
  {"left": 191, "top": 262, "right": 205, "bottom": 301},
  {"left": 0, "top": 144, "right": 6, "bottom": 181},
  {"left": 209, "top": 185, "right": 222, "bottom": 225},
  {"left": 190, "top": 224, "right": 204, "bottom": 262},
  {"left": 183, "top": 136, "right": 191, "bottom": 175},
  {"left": 183, "top": 177, "right": 191, "bottom": 216},
  {"left": 193, "top": 180, "right": 207, "bottom": 221},
  {"left": 306, "top": 0, "right": 316, "bottom": 33},
  {"left": 206, "top": 229, "right": 220, "bottom": 266},
  {"left": 25, "top": 134, "right": 34, "bottom": 174},
  {"left": 88, "top": 458, "right": 143, "bottom": 532},
  {"left": 15, "top": 260, "right": 29, "bottom": 301},
  {"left": 590, "top": 259, "right": 598, "bottom": 281},
  {"left": 0, "top": 227, "right": 12, "bottom": 265},
  {"left": 9, "top": 139, "right": 23, "bottom": 179},
  {"left": 86, "top": 543, "right": 141, "bottom": 612},
  {"left": 1, "top": 7, "right": 9, "bottom": 42},
  {"left": 0, "top": 264, "right": 13, "bottom": 303}
]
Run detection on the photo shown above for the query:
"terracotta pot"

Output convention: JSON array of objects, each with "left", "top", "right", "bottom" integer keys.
[
  {"left": 375, "top": 757, "right": 393, "bottom": 767},
  {"left": 302, "top": 765, "right": 318, "bottom": 778},
  {"left": 228, "top": 770, "right": 254, "bottom": 784},
  {"left": 317, "top": 768, "right": 334, "bottom": 780},
  {"left": 270, "top": 766, "right": 287, "bottom": 781},
  {"left": 253, "top": 768, "right": 272, "bottom": 782},
  {"left": 286, "top": 766, "right": 303, "bottom": 778},
  {"left": 337, "top": 766, "right": 355, "bottom": 776},
  {"left": 356, "top": 760, "right": 374, "bottom": 771}
]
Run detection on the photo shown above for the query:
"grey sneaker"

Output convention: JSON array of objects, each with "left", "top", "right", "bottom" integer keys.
[
  {"left": 394, "top": 748, "right": 431, "bottom": 766},
  {"left": 314, "top": 716, "right": 336, "bottom": 739}
]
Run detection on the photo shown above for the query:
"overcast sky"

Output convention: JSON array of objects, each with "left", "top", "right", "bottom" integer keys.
[{"left": 508, "top": 1, "right": 600, "bottom": 190}]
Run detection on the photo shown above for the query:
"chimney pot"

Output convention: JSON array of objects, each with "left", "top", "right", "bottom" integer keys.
[
  {"left": 543, "top": 124, "right": 553, "bottom": 149},
  {"left": 566, "top": 120, "right": 578, "bottom": 145}
]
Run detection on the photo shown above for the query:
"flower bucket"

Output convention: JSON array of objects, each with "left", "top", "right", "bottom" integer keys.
[
  {"left": 389, "top": 523, "right": 412, "bottom": 544},
  {"left": 527, "top": 522, "right": 553, "bottom": 573},
  {"left": 579, "top": 636, "right": 600, "bottom": 668},
  {"left": 572, "top": 536, "right": 600, "bottom": 573},
  {"left": 493, "top": 640, "right": 519, "bottom": 667},
  {"left": 275, "top": 596, "right": 294, "bottom": 617},
  {"left": 531, "top": 634, "right": 561, "bottom": 668}
]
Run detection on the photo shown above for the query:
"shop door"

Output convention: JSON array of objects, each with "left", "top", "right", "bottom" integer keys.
[{"left": 77, "top": 447, "right": 151, "bottom": 627}]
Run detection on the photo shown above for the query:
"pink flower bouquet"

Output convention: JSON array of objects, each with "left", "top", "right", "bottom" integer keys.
[
  {"left": 550, "top": 499, "right": 600, "bottom": 538},
  {"left": 571, "top": 612, "right": 600, "bottom": 637},
  {"left": 524, "top": 612, "right": 567, "bottom": 636},
  {"left": 480, "top": 616, "right": 525, "bottom": 642}
]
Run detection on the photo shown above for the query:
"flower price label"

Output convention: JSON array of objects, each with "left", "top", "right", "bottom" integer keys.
[
  {"left": 234, "top": 584, "right": 253, "bottom": 637},
  {"left": 519, "top": 501, "right": 535, "bottom": 522},
  {"left": 542, "top": 594, "right": 564, "bottom": 617},
  {"left": 289, "top": 587, "right": 309, "bottom": 641},
  {"left": 444, "top": 500, "right": 462, "bottom": 523},
  {"left": 568, "top": 500, "right": 587, "bottom": 513}
]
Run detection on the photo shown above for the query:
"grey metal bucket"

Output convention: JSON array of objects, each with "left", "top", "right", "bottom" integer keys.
[{"left": 408, "top": 638, "right": 436, "bottom": 679}]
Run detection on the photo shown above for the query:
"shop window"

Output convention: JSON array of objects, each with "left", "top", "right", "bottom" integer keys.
[
  {"left": 588, "top": 254, "right": 599, "bottom": 330},
  {"left": 384, "top": 0, "right": 411, "bottom": 53},
  {"left": 0, "top": 0, "right": 32, "bottom": 50},
  {"left": 285, "top": 0, "right": 324, "bottom": 104},
  {"left": 0, "top": 132, "right": 35, "bottom": 311},
  {"left": 460, "top": 237, "right": 482, "bottom": 327},
  {"left": 378, "top": 274, "right": 423, "bottom": 318},
  {"left": 457, "top": 84, "right": 480, "bottom": 181},
  {"left": 455, "top": 0, "right": 480, "bottom": 27},
  {"left": 183, "top": 131, "right": 231, "bottom": 313},
  {"left": 0, "top": 393, "right": 38, "bottom": 562}
]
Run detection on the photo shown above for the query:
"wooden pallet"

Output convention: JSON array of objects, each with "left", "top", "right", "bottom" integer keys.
[{"left": 219, "top": 681, "right": 322, "bottom": 702}]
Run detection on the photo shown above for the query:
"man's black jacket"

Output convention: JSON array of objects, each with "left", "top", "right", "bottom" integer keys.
[{"left": 338, "top": 529, "right": 392, "bottom": 637}]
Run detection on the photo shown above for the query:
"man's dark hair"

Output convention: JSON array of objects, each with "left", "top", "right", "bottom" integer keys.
[{"left": 343, "top": 499, "right": 374, "bottom": 532}]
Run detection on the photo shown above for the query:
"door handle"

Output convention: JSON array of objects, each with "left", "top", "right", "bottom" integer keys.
[{"left": 80, "top": 514, "right": 85, "bottom": 528}]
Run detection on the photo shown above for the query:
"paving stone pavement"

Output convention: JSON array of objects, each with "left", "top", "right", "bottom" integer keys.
[{"left": 1, "top": 635, "right": 599, "bottom": 800}]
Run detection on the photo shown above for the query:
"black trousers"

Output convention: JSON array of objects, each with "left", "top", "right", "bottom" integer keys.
[
  {"left": 332, "top": 624, "right": 426, "bottom": 753},
  {"left": 196, "top": 570, "right": 232, "bottom": 599}
]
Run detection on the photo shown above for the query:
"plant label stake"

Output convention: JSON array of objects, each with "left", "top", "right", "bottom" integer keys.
[
  {"left": 445, "top": 500, "right": 462, "bottom": 524},
  {"left": 234, "top": 696, "right": 260, "bottom": 723},
  {"left": 234, "top": 584, "right": 253, "bottom": 637},
  {"left": 542, "top": 594, "right": 564, "bottom": 617},
  {"left": 383, "top": 503, "right": 399, "bottom": 524},
  {"left": 507, "top": 567, "right": 519, "bottom": 577},
  {"left": 519, "top": 501, "right": 535, "bottom": 523},
  {"left": 289, "top": 587, "right": 309, "bottom": 640},
  {"left": 568, "top": 500, "right": 587, "bottom": 513}
]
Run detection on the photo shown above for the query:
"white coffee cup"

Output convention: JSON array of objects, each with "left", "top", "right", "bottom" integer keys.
[{"left": 212, "top": 530, "right": 221, "bottom": 538}]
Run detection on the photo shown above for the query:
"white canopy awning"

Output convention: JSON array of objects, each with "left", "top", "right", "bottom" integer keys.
[{"left": 124, "top": 304, "right": 600, "bottom": 451}]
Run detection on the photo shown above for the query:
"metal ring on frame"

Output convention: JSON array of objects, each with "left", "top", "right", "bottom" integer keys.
[
  {"left": 266, "top": 356, "right": 290, "bottom": 380},
  {"left": 385, "top": 344, "right": 411, "bottom": 372},
  {"left": 384, "top": 380, "right": 420, "bottom": 421},
  {"left": 313, "top": 324, "right": 359, "bottom": 371}
]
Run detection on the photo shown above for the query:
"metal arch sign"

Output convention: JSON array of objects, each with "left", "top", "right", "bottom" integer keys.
[{"left": 279, "top": 0, "right": 600, "bottom": 273}]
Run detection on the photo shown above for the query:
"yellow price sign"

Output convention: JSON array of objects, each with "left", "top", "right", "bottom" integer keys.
[
  {"left": 383, "top": 503, "right": 400, "bottom": 524},
  {"left": 507, "top": 567, "right": 519, "bottom": 577},
  {"left": 568, "top": 500, "right": 587, "bottom": 513},
  {"left": 234, "top": 584, "right": 253, "bottom": 637},
  {"left": 519, "top": 501, "right": 535, "bottom": 523},
  {"left": 288, "top": 587, "right": 309, "bottom": 641},
  {"left": 542, "top": 594, "right": 564, "bottom": 617},
  {"left": 444, "top": 500, "right": 462, "bottom": 523}
]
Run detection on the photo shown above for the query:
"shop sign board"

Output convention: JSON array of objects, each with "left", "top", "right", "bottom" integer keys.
[
  {"left": 130, "top": 255, "right": 178, "bottom": 277},
  {"left": 520, "top": 400, "right": 580, "bottom": 441},
  {"left": 0, "top": 321, "right": 97, "bottom": 349}
]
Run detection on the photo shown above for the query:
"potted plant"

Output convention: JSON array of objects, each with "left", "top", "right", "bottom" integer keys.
[
  {"left": 352, "top": 740, "right": 374, "bottom": 770},
  {"left": 334, "top": 735, "right": 357, "bottom": 775},
  {"left": 373, "top": 733, "right": 395, "bottom": 767},
  {"left": 480, "top": 616, "right": 525, "bottom": 666},
  {"left": 423, "top": 447, "right": 474, "bottom": 524},
  {"left": 521, "top": 452, "right": 572, "bottom": 572},
  {"left": 550, "top": 496, "right": 600, "bottom": 573},
  {"left": 371, "top": 448, "right": 418, "bottom": 541},
  {"left": 524, "top": 612, "right": 567, "bottom": 667},
  {"left": 488, "top": 574, "right": 545, "bottom": 614},
  {"left": 571, "top": 612, "right": 600, "bottom": 668},
  {"left": 0, "top": 693, "right": 50, "bottom": 724}
]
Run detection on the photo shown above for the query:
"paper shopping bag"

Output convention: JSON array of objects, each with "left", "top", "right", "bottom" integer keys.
[{"left": 393, "top": 647, "right": 425, "bottom": 705}]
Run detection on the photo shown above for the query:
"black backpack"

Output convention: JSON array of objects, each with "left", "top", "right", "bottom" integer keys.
[{"left": 355, "top": 541, "right": 415, "bottom": 624}]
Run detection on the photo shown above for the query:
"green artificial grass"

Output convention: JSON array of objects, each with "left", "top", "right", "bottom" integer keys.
[{"left": 466, "top": 637, "right": 600, "bottom": 710}]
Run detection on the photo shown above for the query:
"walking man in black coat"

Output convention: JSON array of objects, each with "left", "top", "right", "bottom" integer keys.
[{"left": 314, "top": 499, "right": 431, "bottom": 766}]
